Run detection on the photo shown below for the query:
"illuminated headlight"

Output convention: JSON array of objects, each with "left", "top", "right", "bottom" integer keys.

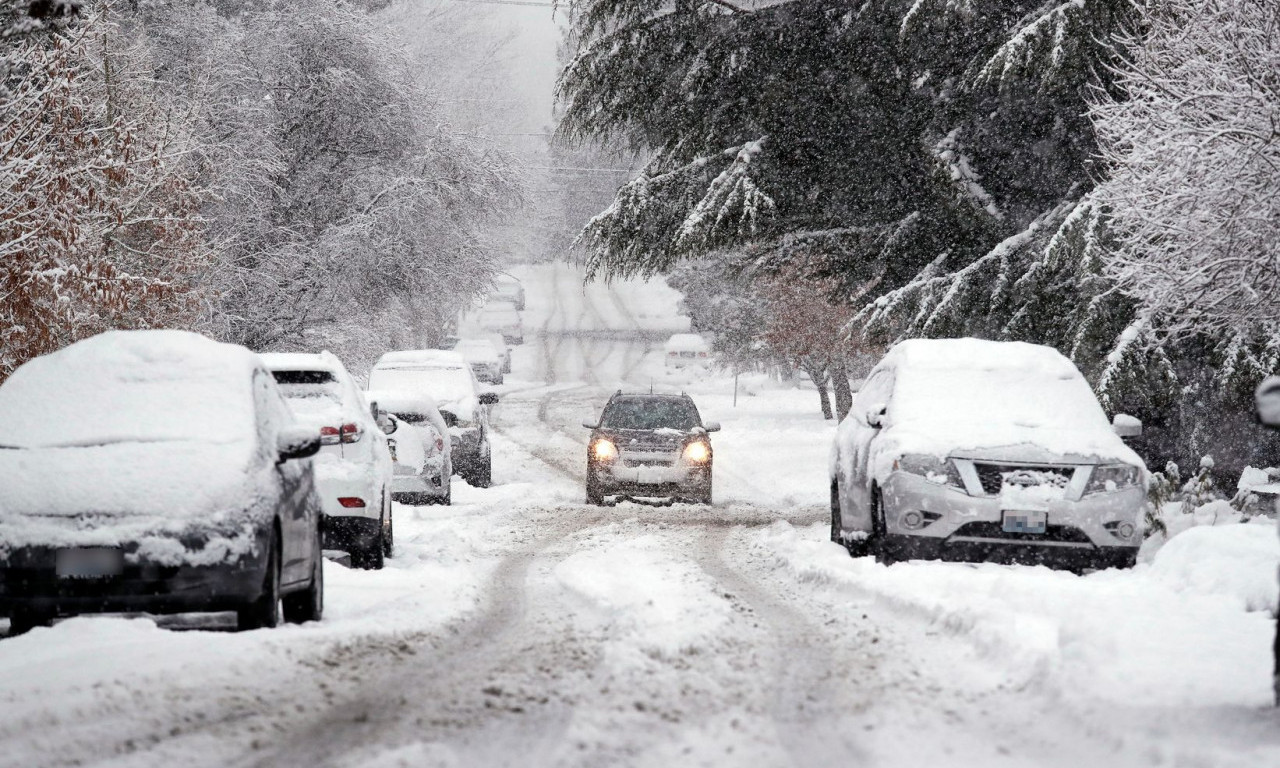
[
  {"left": 893, "top": 454, "right": 964, "bottom": 489},
  {"left": 592, "top": 439, "right": 618, "bottom": 461},
  {"left": 683, "top": 441, "right": 711, "bottom": 463},
  {"left": 1085, "top": 464, "right": 1143, "bottom": 495}
]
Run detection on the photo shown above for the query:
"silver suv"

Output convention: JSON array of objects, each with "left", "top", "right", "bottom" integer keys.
[{"left": 830, "top": 339, "right": 1147, "bottom": 570}]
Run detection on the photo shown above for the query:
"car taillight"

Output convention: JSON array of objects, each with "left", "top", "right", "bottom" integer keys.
[
  {"left": 668, "top": 351, "right": 678, "bottom": 356},
  {"left": 319, "top": 426, "right": 341, "bottom": 445},
  {"left": 337, "top": 497, "right": 366, "bottom": 508},
  {"left": 698, "top": 352, "right": 707, "bottom": 357},
  {"left": 340, "top": 423, "right": 361, "bottom": 444},
  {"left": 435, "top": 436, "right": 445, "bottom": 452}
]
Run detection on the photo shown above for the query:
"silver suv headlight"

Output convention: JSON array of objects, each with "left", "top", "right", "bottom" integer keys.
[
  {"left": 894, "top": 454, "right": 964, "bottom": 489},
  {"left": 1084, "top": 464, "right": 1143, "bottom": 495}
]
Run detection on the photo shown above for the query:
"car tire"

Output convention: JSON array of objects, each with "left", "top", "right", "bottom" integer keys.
[
  {"left": 869, "top": 486, "right": 896, "bottom": 565},
  {"left": 383, "top": 510, "right": 394, "bottom": 558},
  {"left": 238, "top": 531, "right": 282, "bottom": 631},
  {"left": 471, "top": 448, "right": 492, "bottom": 489},
  {"left": 585, "top": 468, "right": 605, "bottom": 505},
  {"left": 7, "top": 610, "right": 53, "bottom": 636},
  {"left": 696, "top": 476, "right": 713, "bottom": 505},
  {"left": 283, "top": 525, "right": 323, "bottom": 624}
]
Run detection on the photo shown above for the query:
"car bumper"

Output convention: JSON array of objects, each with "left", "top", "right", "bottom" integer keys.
[
  {"left": 390, "top": 467, "right": 448, "bottom": 501},
  {"left": 317, "top": 471, "right": 380, "bottom": 521},
  {"left": 875, "top": 472, "right": 1143, "bottom": 562},
  {"left": 592, "top": 462, "right": 711, "bottom": 498},
  {"left": 323, "top": 515, "right": 382, "bottom": 554},
  {"left": 0, "top": 537, "right": 270, "bottom": 617}
]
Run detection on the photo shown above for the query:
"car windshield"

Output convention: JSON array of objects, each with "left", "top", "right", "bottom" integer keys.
[
  {"left": 271, "top": 370, "right": 342, "bottom": 404},
  {"left": 600, "top": 398, "right": 702, "bottom": 431},
  {"left": 369, "top": 365, "right": 475, "bottom": 403}
]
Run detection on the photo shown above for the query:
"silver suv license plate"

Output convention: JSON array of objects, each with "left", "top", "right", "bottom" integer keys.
[
  {"left": 1002, "top": 510, "right": 1047, "bottom": 535},
  {"left": 56, "top": 547, "right": 124, "bottom": 579}
]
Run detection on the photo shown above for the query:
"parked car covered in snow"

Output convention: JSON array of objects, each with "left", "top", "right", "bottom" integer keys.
[
  {"left": 663, "top": 333, "right": 712, "bottom": 369},
  {"left": 0, "top": 331, "right": 324, "bottom": 634},
  {"left": 582, "top": 392, "right": 720, "bottom": 505},
  {"left": 478, "top": 302, "right": 524, "bottom": 345},
  {"left": 368, "top": 350, "right": 498, "bottom": 487},
  {"left": 367, "top": 389, "right": 452, "bottom": 505},
  {"left": 1251, "top": 376, "right": 1280, "bottom": 706},
  {"left": 261, "top": 352, "right": 394, "bottom": 569},
  {"left": 830, "top": 338, "right": 1148, "bottom": 570},
  {"left": 455, "top": 338, "right": 506, "bottom": 385},
  {"left": 486, "top": 332, "right": 512, "bottom": 374},
  {"left": 493, "top": 274, "right": 525, "bottom": 311}
]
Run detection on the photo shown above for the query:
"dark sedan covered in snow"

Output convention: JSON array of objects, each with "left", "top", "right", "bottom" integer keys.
[{"left": 0, "top": 331, "right": 325, "bottom": 634}]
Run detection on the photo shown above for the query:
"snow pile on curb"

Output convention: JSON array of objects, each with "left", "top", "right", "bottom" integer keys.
[{"left": 752, "top": 519, "right": 1278, "bottom": 708}]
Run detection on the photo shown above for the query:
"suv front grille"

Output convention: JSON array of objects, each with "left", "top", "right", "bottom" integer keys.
[
  {"left": 948, "top": 521, "right": 1093, "bottom": 547},
  {"left": 973, "top": 463, "right": 1075, "bottom": 496}
]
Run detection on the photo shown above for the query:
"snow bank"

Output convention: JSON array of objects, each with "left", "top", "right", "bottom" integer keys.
[{"left": 753, "top": 519, "right": 1277, "bottom": 708}]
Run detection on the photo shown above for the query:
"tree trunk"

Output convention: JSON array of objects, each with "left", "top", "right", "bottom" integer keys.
[
  {"left": 831, "top": 357, "right": 853, "bottom": 422},
  {"left": 803, "top": 360, "right": 833, "bottom": 420}
]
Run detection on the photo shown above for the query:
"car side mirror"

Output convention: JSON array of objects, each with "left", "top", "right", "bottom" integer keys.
[
  {"left": 479, "top": 392, "right": 499, "bottom": 405},
  {"left": 866, "top": 403, "right": 887, "bottom": 429},
  {"left": 1112, "top": 413, "right": 1142, "bottom": 439},
  {"left": 376, "top": 412, "right": 397, "bottom": 435},
  {"left": 277, "top": 425, "right": 321, "bottom": 463},
  {"left": 704, "top": 421, "right": 721, "bottom": 433},
  {"left": 1256, "top": 377, "right": 1280, "bottom": 429},
  {"left": 581, "top": 420, "right": 598, "bottom": 429},
  {"left": 369, "top": 400, "right": 378, "bottom": 420}
]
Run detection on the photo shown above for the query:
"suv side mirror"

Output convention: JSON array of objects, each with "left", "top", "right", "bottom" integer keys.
[
  {"left": 866, "top": 403, "right": 887, "bottom": 429},
  {"left": 581, "top": 420, "right": 598, "bottom": 429},
  {"left": 277, "top": 425, "right": 321, "bottom": 463},
  {"left": 479, "top": 392, "right": 499, "bottom": 406},
  {"left": 1256, "top": 377, "right": 1280, "bottom": 429},
  {"left": 704, "top": 421, "right": 721, "bottom": 433},
  {"left": 1112, "top": 413, "right": 1142, "bottom": 439},
  {"left": 376, "top": 412, "right": 397, "bottom": 435}
]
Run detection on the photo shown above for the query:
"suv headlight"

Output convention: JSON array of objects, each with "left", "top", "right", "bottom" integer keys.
[
  {"left": 683, "top": 441, "right": 711, "bottom": 463},
  {"left": 1084, "top": 464, "right": 1142, "bottom": 495},
  {"left": 592, "top": 439, "right": 618, "bottom": 461},
  {"left": 894, "top": 454, "right": 964, "bottom": 489}
]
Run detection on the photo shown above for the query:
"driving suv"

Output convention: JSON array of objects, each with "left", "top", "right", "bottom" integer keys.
[
  {"left": 830, "top": 338, "right": 1148, "bottom": 570},
  {"left": 582, "top": 392, "right": 720, "bottom": 505}
]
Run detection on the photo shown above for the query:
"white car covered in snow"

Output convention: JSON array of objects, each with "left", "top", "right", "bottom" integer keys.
[
  {"left": 0, "top": 331, "right": 325, "bottom": 633},
  {"left": 368, "top": 350, "right": 498, "bottom": 488},
  {"left": 262, "top": 352, "right": 394, "bottom": 570},
  {"left": 368, "top": 389, "right": 452, "bottom": 505},
  {"left": 492, "top": 274, "right": 525, "bottom": 311},
  {"left": 830, "top": 338, "right": 1148, "bottom": 570},
  {"left": 663, "top": 333, "right": 712, "bottom": 369},
  {"left": 455, "top": 338, "right": 506, "bottom": 385},
  {"left": 477, "top": 302, "right": 523, "bottom": 345}
]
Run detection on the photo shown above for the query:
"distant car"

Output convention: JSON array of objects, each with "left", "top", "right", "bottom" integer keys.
[
  {"left": 261, "top": 352, "right": 394, "bottom": 570},
  {"left": 486, "top": 332, "right": 512, "bottom": 374},
  {"left": 455, "top": 338, "right": 506, "bottom": 385},
  {"left": 582, "top": 392, "right": 720, "bottom": 505},
  {"left": 0, "top": 330, "right": 324, "bottom": 634},
  {"left": 368, "top": 350, "right": 499, "bottom": 488},
  {"left": 478, "top": 303, "right": 523, "bottom": 345},
  {"left": 663, "top": 333, "right": 712, "bottom": 369},
  {"left": 1252, "top": 376, "right": 1280, "bottom": 706},
  {"left": 493, "top": 275, "right": 525, "bottom": 311},
  {"left": 367, "top": 389, "right": 452, "bottom": 505},
  {"left": 830, "top": 338, "right": 1147, "bottom": 570}
]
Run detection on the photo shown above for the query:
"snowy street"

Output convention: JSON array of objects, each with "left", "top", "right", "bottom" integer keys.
[{"left": 1, "top": 265, "right": 1278, "bottom": 768}]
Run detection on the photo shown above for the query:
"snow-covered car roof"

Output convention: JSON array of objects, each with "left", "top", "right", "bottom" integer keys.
[
  {"left": 866, "top": 338, "right": 1143, "bottom": 467},
  {"left": 259, "top": 350, "right": 344, "bottom": 373},
  {"left": 664, "top": 333, "right": 710, "bottom": 351},
  {"left": 455, "top": 339, "right": 502, "bottom": 364},
  {"left": 375, "top": 349, "right": 468, "bottom": 369},
  {"left": 0, "top": 329, "right": 263, "bottom": 449}
]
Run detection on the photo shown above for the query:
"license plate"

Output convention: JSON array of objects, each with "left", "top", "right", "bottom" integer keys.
[
  {"left": 56, "top": 547, "right": 124, "bottom": 580},
  {"left": 1002, "top": 510, "right": 1047, "bottom": 535}
]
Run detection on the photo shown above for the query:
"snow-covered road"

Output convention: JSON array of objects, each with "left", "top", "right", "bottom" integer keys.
[{"left": 2, "top": 263, "right": 1278, "bottom": 768}]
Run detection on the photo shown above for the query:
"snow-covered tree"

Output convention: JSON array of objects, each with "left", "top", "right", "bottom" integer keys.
[{"left": 1091, "top": 0, "right": 1280, "bottom": 338}]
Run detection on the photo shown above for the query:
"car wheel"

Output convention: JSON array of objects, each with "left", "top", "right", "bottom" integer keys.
[
  {"left": 869, "top": 486, "right": 896, "bottom": 565},
  {"left": 238, "top": 530, "right": 282, "bottom": 630},
  {"left": 283, "top": 525, "right": 323, "bottom": 624},
  {"left": 7, "top": 610, "right": 53, "bottom": 636},
  {"left": 585, "top": 468, "right": 605, "bottom": 506},
  {"left": 696, "top": 475, "right": 713, "bottom": 505},
  {"left": 384, "top": 511, "right": 394, "bottom": 558},
  {"left": 830, "top": 481, "right": 844, "bottom": 544},
  {"left": 472, "top": 451, "right": 492, "bottom": 489}
]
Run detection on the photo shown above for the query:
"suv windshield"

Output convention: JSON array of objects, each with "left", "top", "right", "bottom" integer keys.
[{"left": 601, "top": 398, "right": 701, "bottom": 431}]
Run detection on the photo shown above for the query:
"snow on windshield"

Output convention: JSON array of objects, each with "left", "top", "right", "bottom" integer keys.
[
  {"left": 0, "top": 330, "right": 257, "bottom": 449},
  {"left": 601, "top": 399, "right": 701, "bottom": 431},
  {"left": 369, "top": 365, "right": 475, "bottom": 404}
]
